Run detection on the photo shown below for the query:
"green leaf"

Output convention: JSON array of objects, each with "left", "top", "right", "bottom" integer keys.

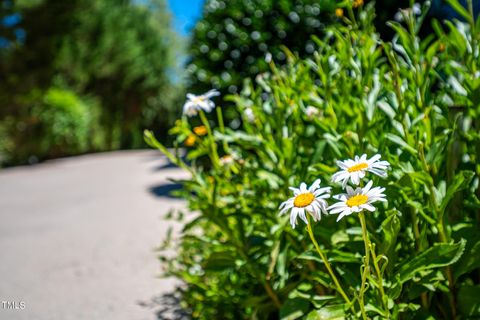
[
  {"left": 280, "top": 298, "right": 310, "bottom": 320},
  {"left": 453, "top": 227, "right": 480, "bottom": 278},
  {"left": 305, "top": 304, "right": 346, "bottom": 320},
  {"left": 203, "top": 251, "right": 237, "bottom": 271},
  {"left": 439, "top": 171, "right": 474, "bottom": 214},
  {"left": 379, "top": 212, "right": 401, "bottom": 268},
  {"left": 377, "top": 101, "right": 396, "bottom": 119},
  {"left": 446, "top": 0, "right": 472, "bottom": 22},
  {"left": 395, "top": 239, "right": 466, "bottom": 284},
  {"left": 458, "top": 286, "right": 480, "bottom": 318},
  {"left": 385, "top": 133, "right": 418, "bottom": 155}
]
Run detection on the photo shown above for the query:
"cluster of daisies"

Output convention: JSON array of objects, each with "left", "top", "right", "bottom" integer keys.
[
  {"left": 279, "top": 154, "right": 390, "bottom": 228},
  {"left": 182, "top": 90, "right": 390, "bottom": 228}
]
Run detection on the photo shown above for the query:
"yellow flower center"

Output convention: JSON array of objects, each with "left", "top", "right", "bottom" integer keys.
[
  {"left": 335, "top": 8, "right": 344, "bottom": 17},
  {"left": 192, "top": 96, "right": 205, "bottom": 104},
  {"left": 347, "top": 162, "right": 368, "bottom": 173},
  {"left": 193, "top": 125, "right": 207, "bottom": 136},
  {"left": 346, "top": 194, "right": 368, "bottom": 207},
  {"left": 293, "top": 192, "right": 315, "bottom": 208}
]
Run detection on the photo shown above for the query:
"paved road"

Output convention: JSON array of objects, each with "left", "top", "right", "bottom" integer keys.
[{"left": 0, "top": 150, "right": 188, "bottom": 320}]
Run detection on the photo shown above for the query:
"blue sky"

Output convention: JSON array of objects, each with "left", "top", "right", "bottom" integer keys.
[{"left": 167, "top": 0, "right": 204, "bottom": 35}]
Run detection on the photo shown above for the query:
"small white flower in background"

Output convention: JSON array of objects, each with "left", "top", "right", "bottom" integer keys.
[
  {"left": 305, "top": 106, "right": 320, "bottom": 119},
  {"left": 244, "top": 107, "right": 255, "bottom": 123},
  {"left": 328, "top": 180, "right": 386, "bottom": 222},
  {"left": 183, "top": 89, "right": 220, "bottom": 117},
  {"left": 394, "top": 10, "right": 405, "bottom": 22},
  {"left": 332, "top": 154, "right": 390, "bottom": 188},
  {"left": 412, "top": 3, "right": 421, "bottom": 15},
  {"left": 279, "top": 179, "right": 331, "bottom": 229},
  {"left": 394, "top": 3, "right": 421, "bottom": 22},
  {"left": 219, "top": 155, "right": 235, "bottom": 166},
  {"left": 265, "top": 52, "right": 272, "bottom": 63}
]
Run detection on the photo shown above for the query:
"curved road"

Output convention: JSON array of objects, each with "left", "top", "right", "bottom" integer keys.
[{"left": 0, "top": 151, "right": 188, "bottom": 320}]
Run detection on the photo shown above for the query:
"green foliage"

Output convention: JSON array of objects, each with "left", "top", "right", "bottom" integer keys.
[
  {"left": 147, "top": 1, "right": 480, "bottom": 319},
  {"left": 0, "top": 87, "right": 104, "bottom": 164},
  {"left": 187, "top": 0, "right": 420, "bottom": 99},
  {"left": 0, "top": 0, "right": 180, "bottom": 165},
  {"left": 187, "top": 0, "right": 338, "bottom": 95}
]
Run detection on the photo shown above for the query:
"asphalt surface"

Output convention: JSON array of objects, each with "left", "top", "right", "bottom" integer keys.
[{"left": 0, "top": 150, "right": 188, "bottom": 320}]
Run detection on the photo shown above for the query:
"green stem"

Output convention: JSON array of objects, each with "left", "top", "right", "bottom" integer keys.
[
  {"left": 216, "top": 107, "right": 229, "bottom": 152},
  {"left": 305, "top": 216, "right": 352, "bottom": 307},
  {"left": 370, "top": 243, "right": 390, "bottom": 317},
  {"left": 199, "top": 110, "right": 220, "bottom": 168},
  {"left": 358, "top": 211, "right": 370, "bottom": 320}
]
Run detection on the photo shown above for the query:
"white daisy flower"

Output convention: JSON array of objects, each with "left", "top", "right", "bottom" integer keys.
[
  {"left": 332, "top": 154, "right": 390, "bottom": 188},
  {"left": 219, "top": 154, "right": 235, "bottom": 166},
  {"left": 183, "top": 89, "right": 220, "bottom": 116},
  {"left": 412, "top": 3, "right": 421, "bottom": 15},
  {"left": 279, "top": 179, "right": 331, "bottom": 229},
  {"left": 244, "top": 107, "right": 255, "bottom": 123},
  {"left": 328, "top": 180, "right": 386, "bottom": 222},
  {"left": 305, "top": 106, "right": 320, "bottom": 119}
]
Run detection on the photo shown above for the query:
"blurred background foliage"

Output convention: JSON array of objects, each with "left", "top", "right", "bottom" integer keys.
[
  {"left": 0, "top": 0, "right": 181, "bottom": 165},
  {"left": 1, "top": 0, "right": 478, "bottom": 167},
  {"left": 185, "top": 0, "right": 419, "bottom": 99}
]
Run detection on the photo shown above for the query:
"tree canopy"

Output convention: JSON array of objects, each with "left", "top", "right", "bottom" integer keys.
[{"left": 0, "top": 0, "right": 180, "bottom": 163}]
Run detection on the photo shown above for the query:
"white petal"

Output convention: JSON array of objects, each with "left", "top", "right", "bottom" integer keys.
[
  {"left": 336, "top": 208, "right": 352, "bottom": 221},
  {"left": 346, "top": 186, "right": 354, "bottom": 195},
  {"left": 314, "top": 187, "right": 331, "bottom": 196},
  {"left": 364, "top": 180, "right": 373, "bottom": 193},
  {"left": 337, "top": 160, "right": 348, "bottom": 169},
  {"left": 290, "top": 208, "right": 299, "bottom": 228},
  {"left": 204, "top": 89, "right": 220, "bottom": 98},
  {"left": 367, "top": 154, "right": 381, "bottom": 164},
  {"left": 309, "top": 179, "right": 321, "bottom": 192},
  {"left": 289, "top": 187, "right": 301, "bottom": 195},
  {"left": 351, "top": 172, "right": 360, "bottom": 185},
  {"left": 362, "top": 203, "right": 376, "bottom": 212},
  {"left": 329, "top": 207, "right": 347, "bottom": 214},
  {"left": 345, "top": 159, "right": 356, "bottom": 167},
  {"left": 328, "top": 202, "right": 347, "bottom": 209},
  {"left": 367, "top": 168, "right": 387, "bottom": 177},
  {"left": 300, "top": 182, "right": 308, "bottom": 193},
  {"left": 298, "top": 210, "right": 308, "bottom": 225},
  {"left": 332, "top": 171, "right": 349, "bottom": 183}
]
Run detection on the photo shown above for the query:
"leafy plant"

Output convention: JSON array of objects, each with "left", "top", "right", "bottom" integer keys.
[
  {"left": 0, "top": 87, "right": 104, "bottom": 165},
  {"left": 147, "top": 1, "right": 480, "bottom": 319}
]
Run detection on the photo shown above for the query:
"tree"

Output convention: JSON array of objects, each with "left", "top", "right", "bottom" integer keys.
[
  {"left": 0, "top": 0, "right": 180, "bottom": 154},
  {"left": 186, "top": 0, "right": 338, "bottom": 96}
]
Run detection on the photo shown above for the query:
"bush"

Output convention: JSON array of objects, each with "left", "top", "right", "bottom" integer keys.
[
  {"left": 186, "top": 0, "right": 338, "bottom": 95},
  {"left": 0, "top": 87, "right": 105, "bottom": 165},
  {"left": 0, "top": 0, "right": 180, "bottom": 152},
  {"left": 147, "top": 1, "right": 480, "bottom": 319}
]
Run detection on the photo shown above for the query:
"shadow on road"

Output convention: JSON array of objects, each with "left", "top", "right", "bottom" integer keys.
[
  {"left": 138, "top": 291, "right": 190, "bottom": 320},
  {"left": 148, "top": 183, "right": 183, "bottom": 199}
]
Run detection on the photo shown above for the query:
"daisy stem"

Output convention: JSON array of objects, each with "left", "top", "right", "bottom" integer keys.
[
  {"left": 199, "top": 110, "right": 220, "bottom": 168},
  {"left": 215, "top": 107, "right": 229, "bottom": 152},
  {"left": 369, "top": 243, "right": 390, "bottom": 317},
  {"left": 305, "top": 217, "right": 352, "bottom": 308},
  {"left": 358, "top": 211, "right": 370, "bottom": 320}
]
